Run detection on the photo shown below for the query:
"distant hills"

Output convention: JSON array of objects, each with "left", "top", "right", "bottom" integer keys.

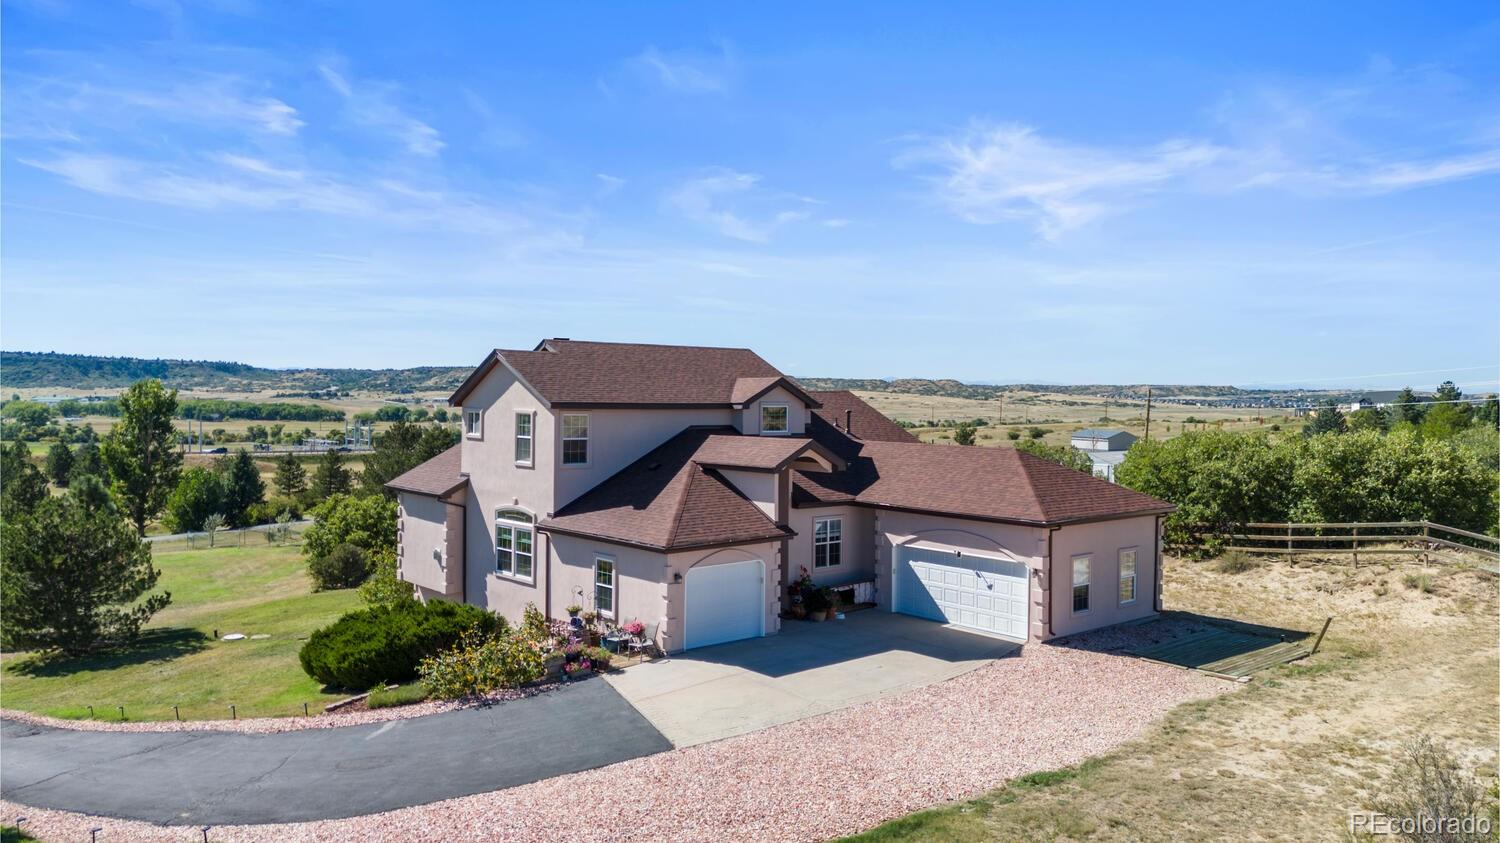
[
  {"left": 3, "top": 350, "right": 1321, "bottom": 400},
  {"left": 1, "top": 351, "right": 471, "bottom": 393}
]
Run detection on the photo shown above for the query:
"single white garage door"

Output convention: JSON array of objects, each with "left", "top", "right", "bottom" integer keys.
[
  {"left": 896, "top": 545, "right": 1029, "bottom": 641},
  {"left": 683, "top": 559, "right": 765, "bottom": 650}
]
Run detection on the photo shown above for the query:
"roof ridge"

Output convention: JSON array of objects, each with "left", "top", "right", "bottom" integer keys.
[
  {"left": 538, "top": 338, "right": 758, "bottom": 352},
  {"left": 1009, "top": 448, "right": 1070, "bottom": 521}
]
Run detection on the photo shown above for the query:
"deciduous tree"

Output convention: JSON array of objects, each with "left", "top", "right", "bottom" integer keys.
[
  {"left": 45, "top": 443, "right": 75, "bottom": 487},
  {"left": 100, "top": 379, "right": 183, "bottom": 535},
  {"left": 359, "top": 420, "right": 459, "bottom": 498}
]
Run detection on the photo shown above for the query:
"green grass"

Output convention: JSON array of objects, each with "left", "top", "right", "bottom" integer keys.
[
  {"left": 2, "top": 827, "right": 39, "bottom": 843},
  {"left": 0, "top": 542, "right": 361, "bottom": 721},
  {"left": 368, "top": 681, "right": 429, "bottom": 709}
]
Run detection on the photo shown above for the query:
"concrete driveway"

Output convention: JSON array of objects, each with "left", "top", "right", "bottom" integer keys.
[{"left": 604, "top": 610, "right": 1018, "bottom": 746}]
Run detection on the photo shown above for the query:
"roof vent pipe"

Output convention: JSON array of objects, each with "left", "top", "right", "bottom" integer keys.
[{"left": 845, "top": 409, "right": 853, "bottom": 436}]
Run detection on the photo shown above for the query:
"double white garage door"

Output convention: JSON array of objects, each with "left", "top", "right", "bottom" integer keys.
[{"left": 895, "top": 545, "right": 1029, "bottom": 641}]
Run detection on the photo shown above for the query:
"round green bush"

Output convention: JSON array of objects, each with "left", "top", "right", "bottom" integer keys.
[
  {"left": 307, "top": 542, "right": 370, "bottom": 591},
  {"left": 299, "top": 600, "right": 502, "bottom": 690}
]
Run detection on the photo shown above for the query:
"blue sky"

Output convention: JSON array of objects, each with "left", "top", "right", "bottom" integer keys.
[{"left": 3, "top": 2, "right": 1498, "bottom": 389}]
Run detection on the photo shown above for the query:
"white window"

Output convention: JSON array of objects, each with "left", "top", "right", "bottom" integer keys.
[
  {"left": 1072, "top": 556, "right": 1091, "bottom": 613},
  {"left": 561, "top": 413, "right": 589, "bottom": 465},
  {"left": 514, "top": 412, "right": 533, "bottom": 465},
  {"left": 464, "top": 409, "right": 482, "bottom": 438},
  {"left": 594, "top": 556, "right": 615, "bottom": 618},
  {"left": 1119, "top": 548, "right": 1138, "bottom": 604},
  {"left": 813, "top": 517, "right": 842, "bottom": 568},
  {"left": 495, "top": 509, "right": 534, "bottom": 580},
  {"left": 760, "top": 403, "right": 789, "bottom": 435}
]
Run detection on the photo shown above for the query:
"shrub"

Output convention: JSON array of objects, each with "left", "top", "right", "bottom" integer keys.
[
  {"left": 582, "top": 646, "right": 613, "bottom": 672},
  {"left": 1402, "top": 573, "right": 1435, "bottom": 594},
  {"left": 246, "top": 495, "right": 301, "bottom": 526},
  {"left": 308, "top": 543, "right": 371, "bottom": 591},
  {"left": 302, "top": 494, "right": 396, "bottom": 560},
  {"left": 1214, "top": 551, "right": 1260, "bottom": 574},
  {"left": 299, "top": 600, "right": 500, "bottom": 690},
  {"left": 367, "top": 681, "right": 428, "bottom": 709},
  {"left": 1367, "top": 734, "right": 1494, "bottom": 842},
  {"left": 359, "top": 549, "right": 414, "bottom": 606},
  {"left": 420, "top": 626, "right": 548, "bottom": 699}
]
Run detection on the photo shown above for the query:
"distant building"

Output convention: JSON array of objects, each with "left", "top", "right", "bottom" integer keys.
[
  {"left": 1070, "top": 428, "right": 1138, "bottom": 482},
  {"left": 1345, "top": 397, "right": 1375, "bottom": 413}
]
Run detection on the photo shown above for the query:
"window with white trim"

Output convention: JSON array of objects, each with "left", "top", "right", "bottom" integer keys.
[
  {"left": 1072, "top": 556, "right": 1091, "bottom": 613},
  {"left": 813, "top": 517, "right": 842, "bottom": 568},
  {"left": 561, "top": 413, "right": 589, "bottom": 465},
  {"left": 514, "top": 412, "right": 533, "bottom": 465},
  {"left": 1119, "top": 548, "right": 1137, "bottom": 604},
  {"left": 464, "top": 409, "right": 482, "bottom": 438},
  {"left": 760, "top": 403, "right": 789, "bottom": 435},
  {"left": 495, "top": 509, "right": 534, "bottom": 580},
  {"left": 594, "top": 557, "right": 615, "bottom": 618}
]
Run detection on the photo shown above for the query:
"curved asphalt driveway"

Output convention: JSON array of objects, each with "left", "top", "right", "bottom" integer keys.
[{"left": 0, "top": 680, "right": 670, "bottom": 825}]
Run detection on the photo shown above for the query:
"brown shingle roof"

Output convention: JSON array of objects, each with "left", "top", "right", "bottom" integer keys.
[
  {"left": 807, "top": 390, "right": 919, "bottom": 444},
  {"left": 793, "top": 440, "right": 1172, "bottom": 526},
  {"left": 694, "top": 434, "right": 842, "bottom": 472},
  {"left": 386, "top": 445, "right": 467, "bottom": 498},
  {"left": 540, "top": 428, "right": 793, "bottom": 551},
  {"left": 451, "top": 340, "right": 800, "bottom": 407}
]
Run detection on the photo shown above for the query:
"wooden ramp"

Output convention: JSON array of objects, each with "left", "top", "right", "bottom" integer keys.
[{"left": 1132, "top": 625, "right": 1311, "bottom": 679}]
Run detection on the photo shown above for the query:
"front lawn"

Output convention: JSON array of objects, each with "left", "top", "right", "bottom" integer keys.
[{"left": 0, "top": 543, "right": 361, "bottom": 721}]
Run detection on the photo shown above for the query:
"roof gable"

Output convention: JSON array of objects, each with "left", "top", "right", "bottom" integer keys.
[
  {"left": 453, "top": 339, "right": 791, "bottom": 408},
  {"left": 386, "top": 445, "right": 467, "bottom": 498}
]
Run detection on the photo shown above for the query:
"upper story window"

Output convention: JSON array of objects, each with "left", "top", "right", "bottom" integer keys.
[
  {"left": 561, "top": 413, "right": 590, "bottom": 465},
  {"left": 1118, "top": 548, "right": 1138, "bottom": 604},
  {"left": 514, "top": 412, "right": 533, "bottom": 465},
  {"left": 1072, "top": 555, "right": 1091, "bottom": 613},
  {"left": 813, "top": 517, "right": 842, "bottom": 568},
  {"left": 495, "top": 508, "right": 535, "bottom": 581},
  {"left": 464, "top": 409, "right": 482, "bottom": 439},
  {"left": 760, "top": 403, "right": 789, "bottom": 435}
]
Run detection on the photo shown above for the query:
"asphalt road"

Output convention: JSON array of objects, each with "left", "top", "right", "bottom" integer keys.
[{"left": 0, "top": 679, "right": 671, "bottom": 825}]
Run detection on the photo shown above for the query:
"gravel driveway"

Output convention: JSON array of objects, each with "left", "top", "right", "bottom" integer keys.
[{"left": 2, "top": 622, "right": 1227, "bottom": 842}]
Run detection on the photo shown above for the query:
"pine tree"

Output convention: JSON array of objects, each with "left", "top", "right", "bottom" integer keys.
[
  {"left": 221, "top": 449, "right": 266, "bottom": 526},
  {"left": 274, "top": 452, "right": 308, "bottom": 497},
  {"left": 1389, "top": 386, "right": 1424, "bottom": 425},
  {"left": 1303, "top": 400, "right": 1348, "bottom": 437},
  {"left": 310, "top": 449, "right": 353, "bottom": 501},
  {"left": 1, "top": 439, "right": 49, "bottom": 520}
]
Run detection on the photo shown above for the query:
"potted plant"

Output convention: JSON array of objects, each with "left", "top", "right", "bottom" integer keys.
[
  {"left": 581, "top": 611, "right": 600, "bottom": 644},
  {"left": 819, "top": 587, "right": 839, "bottom": 620},
  {"left": 566, "top": 604, "right": 583, "bottom": 629},
  {"left": 562, "top": 658, "right": 592, "bottom": 681},
  {"left": 804, "top": 587, "right": 829, "bottom": 622}
]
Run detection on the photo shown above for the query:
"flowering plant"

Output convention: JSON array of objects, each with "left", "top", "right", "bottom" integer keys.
[
  {"left": 622, "top": 619, "right": 646, "bottom": 637},
  {"left": 563, "top": 658, "right": 591, "bottom": 675}
]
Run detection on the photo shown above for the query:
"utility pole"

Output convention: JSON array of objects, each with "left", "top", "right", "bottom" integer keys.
[{"left": 1144, "top": 387, "right": 1153, "bottom": 441}]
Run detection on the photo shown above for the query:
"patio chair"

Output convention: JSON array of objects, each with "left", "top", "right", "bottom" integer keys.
[{"left": 626, "top": 622, "right": 662, "bottom": 661}]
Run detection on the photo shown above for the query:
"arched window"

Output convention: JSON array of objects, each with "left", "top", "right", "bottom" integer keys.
[{"left": 495, "top": 508, "right": 535, "bottom": 580}]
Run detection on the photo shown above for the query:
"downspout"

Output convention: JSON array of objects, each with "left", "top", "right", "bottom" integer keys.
[
  {"left": 1045, "top": 526, "right": 1059, "bottom": 638},
  {"left": 543, "top": 531, "right": 552, "bottom": 620}
]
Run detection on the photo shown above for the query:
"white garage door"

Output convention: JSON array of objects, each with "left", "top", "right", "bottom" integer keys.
[
  {"left": 683, "top": 559, "right": 765, "bottom": 650},
  {"left": 896, "top": 545, "right": 1029, "bottom": 641}
]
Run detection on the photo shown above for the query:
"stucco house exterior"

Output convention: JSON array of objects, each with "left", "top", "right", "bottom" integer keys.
[{"left": 389, "top": 339, "right": 1174, "bottom": 653}]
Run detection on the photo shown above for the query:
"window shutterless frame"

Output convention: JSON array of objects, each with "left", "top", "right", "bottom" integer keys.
[
  {"left": 594, "top": 556, "right": 615, "bottom": 618},
  {"left": 514, "top": 411, "right": 534, "bottom": 466},
  {"left": 813, "top": 517, "right": 842, "bottom": 568},
  {"left": 760, "top": 403, "right": 789, "bottom": 435},
  {"left": 464, "top": 409, "right": 482, "bottom": 439},
  {"left": 561, "top": 413, "right": 590, "bottom": 466},
  {"left": 1071, "top": 555, "right": 1091, "bottom": 613},
  {"left": 1118, "top": 547, "right": 1138, "bottom": 605},
  {"left": 495, "top": 508, "right": 535, "bottom": 582}
]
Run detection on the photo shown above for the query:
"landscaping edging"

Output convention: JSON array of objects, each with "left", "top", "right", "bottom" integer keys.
[{"left": 0, "top": 681, "right": 563, "bottom": 734}]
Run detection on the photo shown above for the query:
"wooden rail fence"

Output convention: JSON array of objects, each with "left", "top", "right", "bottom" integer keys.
[{"left": 1194, "top": 521, "right": 1498, "bottom": 573}]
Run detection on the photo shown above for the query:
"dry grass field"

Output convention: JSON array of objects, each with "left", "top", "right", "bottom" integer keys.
[
  {"left": 854, "top": 389, "right": 1295, "bottom": 448},
  {"left": 849, "top": 555, "right": 1499, "bottom": 841}
]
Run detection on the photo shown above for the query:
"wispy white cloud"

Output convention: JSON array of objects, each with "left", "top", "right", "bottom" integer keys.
[
  {"left": 666, "top": 169, "right": 817, "bottom": 242},
  {"left": 627, "top": 42, "right": 734, "bottom": 94},
  {"left": 318, "top": 57, "right": 443, "bottom": 157},
  {"left": 902, "top": 62, "right": 1500, "bottom": 238},
  {"left": 896, "top": 124, "right": 1224, "bottom": 239},
  {"left": 2, "top": 71, "right": 303, "bottom": 138}
]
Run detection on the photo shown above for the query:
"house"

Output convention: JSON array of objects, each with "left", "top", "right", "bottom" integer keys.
[
  {"left": 389, "top": 339, "right": 1173, "bottom": 653},
  {"left": 1345, "top": 397, "right": 1375, "bottom": 413},
  {"left": 1069, "top": 428, "right": 1138, "bottom": 483}
]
